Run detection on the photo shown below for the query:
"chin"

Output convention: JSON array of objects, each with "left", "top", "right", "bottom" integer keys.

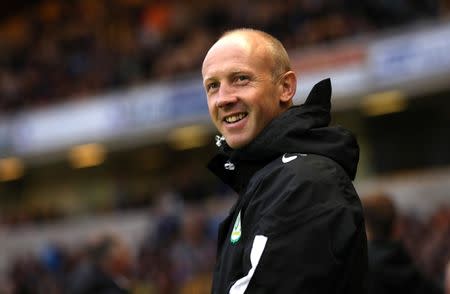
[{"left": 225, "top": 136, "right": 251, "bottom": 149}]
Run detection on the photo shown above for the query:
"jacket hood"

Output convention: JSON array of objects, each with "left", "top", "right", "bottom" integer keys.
[{"left": 208, "top": 79, "right": 359, "bottom": 190}]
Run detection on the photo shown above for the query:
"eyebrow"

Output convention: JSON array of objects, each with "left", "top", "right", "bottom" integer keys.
[
  {"left": 204, "top": 69, "right": 250, "bottom": 81},
  {"left": 203, "top": 77, "right": 217, "bottom": 86},
  {"left": 230, "top": 70, "right": 249, "bottom": 76}
]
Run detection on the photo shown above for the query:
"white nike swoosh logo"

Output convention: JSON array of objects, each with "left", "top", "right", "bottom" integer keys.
[{"left": 282, "top": 153, "right": 298, "bottom": 163}]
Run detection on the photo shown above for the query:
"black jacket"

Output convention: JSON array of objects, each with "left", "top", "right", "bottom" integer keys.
[
  {"left": 208, "top": 79, "right": 368, "bottom": 293},
  {"left": 367, "top": 240, "right": 443, "bottom": 294}
]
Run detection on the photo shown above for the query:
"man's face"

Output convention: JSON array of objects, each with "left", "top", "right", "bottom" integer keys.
[{"left": 202, "top": 35, "right": 284, "bottom": 149}]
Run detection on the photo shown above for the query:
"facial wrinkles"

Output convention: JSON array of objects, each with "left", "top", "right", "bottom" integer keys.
[
  {"left": 213, "top": 62, "right": 271, "bottom": 104},
  {"left": 203, "top": 35, "right": 277, "bottom": 120}
]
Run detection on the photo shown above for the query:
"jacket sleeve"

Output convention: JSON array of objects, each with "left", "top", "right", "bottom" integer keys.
[{"left": 230, "top": 159, "right": 367, "bottom": 294}]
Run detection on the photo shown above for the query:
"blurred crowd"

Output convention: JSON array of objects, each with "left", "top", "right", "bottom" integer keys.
[
  {"left": 1, "top": 0, "right": 448, "bottom": 113},
  {"left": 363, "top": 192, "right": 450, "bottom": 294},
  {"left": 2, "top": 190, "right": 450, "bottom": 293},
  {"left": 399, "top": 206, "right": 450, "bottom": 287},
  {"left": 1, "top": 189, "right": 234, "bottom": 294}
]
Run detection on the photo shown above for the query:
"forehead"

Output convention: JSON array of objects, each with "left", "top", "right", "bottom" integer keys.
[{"left": 202, "top": 34, "right": 271, "bottom": 79}]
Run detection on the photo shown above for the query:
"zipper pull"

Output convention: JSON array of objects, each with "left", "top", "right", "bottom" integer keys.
[
  {"left": 224, "top": 160, "right": 235, "bottom": 171},
  {"left": 215, "top": 135, "right": 226, "bottom": 147}
]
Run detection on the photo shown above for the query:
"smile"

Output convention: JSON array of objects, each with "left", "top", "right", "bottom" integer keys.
[{"left": 224, "top": 113, "right": 248, "bottom": 124}]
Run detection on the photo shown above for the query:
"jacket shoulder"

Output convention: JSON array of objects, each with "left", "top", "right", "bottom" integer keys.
[
  {"left": 253, "top": 153, "right": 351, "bottom": 189},
  {"left": 244, "top": 153, "right": 362, "bottom": 228}
]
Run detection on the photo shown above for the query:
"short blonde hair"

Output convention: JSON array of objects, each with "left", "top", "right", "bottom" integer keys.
[{"left": 220, "top": 28, "right": 292, "bottom": 81}]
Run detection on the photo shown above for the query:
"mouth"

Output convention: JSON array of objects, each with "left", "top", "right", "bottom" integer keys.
[{"left": 223, "top": 112, "right": 248, "bottom": 124}]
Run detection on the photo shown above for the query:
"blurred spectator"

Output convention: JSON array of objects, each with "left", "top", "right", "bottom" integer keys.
[
  {"left": 362, "top": 192, "right": 443, "bottom": 294},
  {"left": 172, "top": 206, "right": 214, "bottom": 292},
  {"left": 66, "top": 233, "right": 133, "bottom": 294},
  {"left": 418, "top": 208, "right": 450, "bottom": 281},
  {"left": 135, "top": 201, "right": 215, "bottom": 293},
  {"left": 8, "top": 252, "right": 63, "bottom": 293}
]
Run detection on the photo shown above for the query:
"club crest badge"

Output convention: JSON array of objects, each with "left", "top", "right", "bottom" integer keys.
[{"left": 230, "top": 211, "right": 242, "bottom": 244}]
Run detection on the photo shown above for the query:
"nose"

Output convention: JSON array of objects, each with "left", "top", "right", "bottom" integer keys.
[{"left": 216, "top": 84, "right": 238, "bottom": 108}]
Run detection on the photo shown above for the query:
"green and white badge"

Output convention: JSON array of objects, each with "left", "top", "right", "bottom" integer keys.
[{"left": 230, "top": 211, "right": 242, "bottom": 244}]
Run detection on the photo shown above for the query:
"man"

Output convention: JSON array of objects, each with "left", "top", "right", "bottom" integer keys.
[
  {"left": 202, "top": 28, "right": 367, "bottom": 293},
  {"left": 67, "top": 233, "right": 133, "bottom": 294},
  {"left": 362, "top": 192, "right": 443, "bottom": 294}
]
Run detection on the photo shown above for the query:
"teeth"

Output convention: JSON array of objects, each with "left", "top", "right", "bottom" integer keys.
[{"left": 225, "top": 113, "right": 247, "bottom": 123}]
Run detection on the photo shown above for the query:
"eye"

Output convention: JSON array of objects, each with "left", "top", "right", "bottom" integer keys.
[
  {"left": 234, "top": 75, "right": 249, "bottom": 84},
  {"left": 206, "top": 81, "right": 219, "bottom": 92}
]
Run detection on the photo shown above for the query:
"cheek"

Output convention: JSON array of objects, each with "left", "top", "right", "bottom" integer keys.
[
  {"left": 207, "top": 101, "right": 216, "bottom": 117},
  {"left": 256, "top": 93, "right": 279, "bottom": 116},
  {"left": 252, "top": 101, "right": 280, "bottom": 129}
]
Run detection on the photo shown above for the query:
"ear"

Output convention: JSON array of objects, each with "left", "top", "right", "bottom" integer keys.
[{"left": 278, "top": 71, "right": 297, "bottom": 104}]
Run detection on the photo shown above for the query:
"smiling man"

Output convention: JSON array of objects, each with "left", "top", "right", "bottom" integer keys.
[
  {"left": 203, "top": 29, "right": 367, "bottom": 294},
  {"left": 203, "top": 31, "right": 294, "bottom": 149}
]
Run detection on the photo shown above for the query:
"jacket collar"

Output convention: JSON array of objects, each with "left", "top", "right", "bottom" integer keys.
[{"left": 207, "top": 78, "right": 359, "bottom": 192}]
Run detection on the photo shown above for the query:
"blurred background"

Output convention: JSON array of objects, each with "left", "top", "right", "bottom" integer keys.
[{"left": 1, "top": 0, "right": 450, "bottom": 293}]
